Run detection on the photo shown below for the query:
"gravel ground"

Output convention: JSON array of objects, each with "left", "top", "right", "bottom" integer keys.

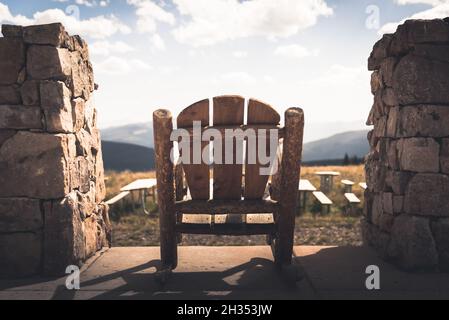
[{"left": 111, "top": 214, "right": 362, "bottom": 247}]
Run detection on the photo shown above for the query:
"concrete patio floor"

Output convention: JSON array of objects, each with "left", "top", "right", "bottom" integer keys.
[{"left": 1, "top": 246, "right": 449, "bottom": 300}]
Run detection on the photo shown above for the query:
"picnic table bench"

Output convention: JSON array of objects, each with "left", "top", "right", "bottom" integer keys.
[
  {"left": 344, "top": 192, "right": 361, "bottom": 204},
  {"left": 105, "top": 191, "right": 130, "bottom": 205},
  {"left": 312, "top": 191, "right": 332, "bottom": 214},
  {"left": 105, "top": 178, "right": 157, "bottom": 215},
  {"left": 298, "top": 179, "right": 317, "bottom": 211}
]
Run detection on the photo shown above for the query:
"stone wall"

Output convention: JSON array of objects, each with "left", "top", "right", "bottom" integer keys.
[
  {"left": 364, "top": 19, "right": 449, "bottom": 272},
  {"left": 0, "top": 23, "right": 111, "bottom": 277}
]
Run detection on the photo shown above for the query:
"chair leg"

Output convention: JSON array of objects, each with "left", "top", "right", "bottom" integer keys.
[
  {"left": 160, "top": 209, "right": 178, "bottom": 269},
  {"left": 274, "top": 211, "right": 295, "bottom": 267}
]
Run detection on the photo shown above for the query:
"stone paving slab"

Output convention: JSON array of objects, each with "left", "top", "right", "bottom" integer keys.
[{"left": 1, "top": 246, "right": 449, "bottom": 300}]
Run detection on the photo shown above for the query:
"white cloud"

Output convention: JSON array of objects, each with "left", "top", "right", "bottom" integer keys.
[
  {"left": 172, "top": 0, "right": 333, "bottom": 47},
  {"left": 274, "top": 44, "right": 319, "bottom": 59},
  {"left": 150, "top": 33, "right": 166, "bottom": 50},
  {"left": 0, "top": 3, "right": 33, "bottom": 25},
  {"left": 89, "top": 40, "right": 135, "bottom": 56},
  {"left": 232, "top": 51, "right": 248, "bottom": 58},
  {"left": 300, "top": 64, "right": 368, "bottom": 87},
  {"left": 76, "top": 0, "right": 97, "bottom": 7},
  {"left": 127, "top": 0, "right": 175, "bottom": 34},
  {"left": 395, "top": 0, "right": 448, "bottom": 5},
  {"left": 263, "top": 75, "right": 275, "bottom": 83},
  {"left": 0, "top": 2, "right": 130, "bottom": 39},
  {"left": 379, "top": 1, "right": 449, "bottom": 34},
  {"left": 73, "top": 0, "right": 110, "bottom": 7},
  {"left": 220, "top": 71, "right": 256, "bottom": 85},
  {"left": 94, "top": 56, "right": 152, "bottom": 75}
]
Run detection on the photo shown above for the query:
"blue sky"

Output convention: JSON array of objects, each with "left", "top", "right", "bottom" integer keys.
[{"left": 1, "top": 0, "right": 448, "bottom": 142}]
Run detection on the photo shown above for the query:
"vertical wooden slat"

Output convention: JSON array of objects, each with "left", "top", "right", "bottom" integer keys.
[
  {"left": 177, "top": 99, "right": 210, "bottom": 200},
  {"left": 153, "top": 109, "right": 177, "bottom": 269},
  {"left": 213, "top": 95, "right": 244, "bottom": 200},
  {"left": 244, "top": 99, "right": 280, "bottom": 199}
]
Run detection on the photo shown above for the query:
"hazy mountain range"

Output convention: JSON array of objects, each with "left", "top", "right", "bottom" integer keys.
[
  {"left": 100, "top": 122, "right": 370, "bottom": 171},
  {"left": 302, "top": 130, "right": 369, "bottom": 162},
  {"left": 101, "top": 120, "right": 368, "bottom": 149}
]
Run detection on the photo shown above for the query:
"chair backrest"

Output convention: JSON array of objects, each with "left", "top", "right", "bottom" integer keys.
[{"left": 176, "top": 95, "right": 281, "bottom": 201}]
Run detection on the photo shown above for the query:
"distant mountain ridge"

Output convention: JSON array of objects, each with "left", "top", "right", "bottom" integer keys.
[
  {"left": 100, "top": 126, "right": 370, "bottom": 171},
  {"left": 302, "top": 130, "right": 369, "bottom": 162},
  {"left": 102, "top": 122, "right": 153, "bottom": 148},
  {"left": 101, "top": 141, "right": 154, "bottom": 172},
  {"left": 100, "top": 120, "right": 369, "bottom": 149}
]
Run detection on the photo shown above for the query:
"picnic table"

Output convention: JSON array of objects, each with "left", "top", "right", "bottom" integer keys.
[
  {"left": 315, "top": 171, "right": 340, "bottom": 194},
  {"left": 106, "top": 178, "right": 157, "bottom": 215}
]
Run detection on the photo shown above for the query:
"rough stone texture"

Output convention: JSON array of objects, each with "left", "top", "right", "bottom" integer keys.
[
  {"left": 0, "top": 23, "right": 109, "bottom": 277},
  {"left": 397, "top": 138, "right": 440, "bottom": 173},
  {"left": 0, "top": 38, "right": 25, "bottom": 85},
  {"left": 404, "top": 173, "right": 449, "bottom": 217},
  {"left": 441, "top": 139, "right": 449, "bottom": 174},
  {"left": 388, "top": 215, "right": 438, "bottom": 270},
  {"left": 23, "top": 23, "right": 67, "bottom": 47},
  {"left": 0, "top": 198, "right": 43, "bottom": 232},
  {"left": 431, "top": 219, "right": 449, "bottom": 271},
  {"left": 382, "top": 192, "right": 394, "bottom": 214},
  {"left": 0, "top": 85, "right": 21, "bottom": 104},
  {"left": 72, "top": 98, "right": 85, "bottom": 131},
  {"left": 386, "top": 170, "right": 412, "bottom": 195},
  {"left": 364, "top": 19, "right": 449, "bottom": 272},
  {"left": 368, "top": 34, "right": 393, "bottom": 71},
  {"left": 0, "top": 105, "right": 42, "bottom": 129},
  {"left": 0, "top": 131, "right": 74, "bottom": 198},
  {"left": 27, "top": 45, "right": 71, "bottom": 80},
  {"left": 386, "top": 107, "right": 398, "bottom": 138},
  {"left": 399, "top": 105, "right": 449, "bottom": 138},
  {"left": 393, "top": 54, "right": 449, "bottom": 105},
  {"left": 0, "top": 232, "right": 42, "bottom": 277},
  {"left": 69, "top": 51, "right": 94, "bottom": 100},
  {"left": 1, "top": 24, "right": 23, "bottom": 38},
  {"left": 393, "top": 195, "right": 403, "bottom": 214},
  {"left": 379, "top": 57, "right": 397, "bottom": 88},
  {"left": 385, "top": 139, "right": 398, "bottom": 170},
  {"left": 43, "top": 193, "right": 85, "bottom": 274},
  {"left": 43, "top": 192, "right": 111, "bottom": 275},
  {"left": 0, "top": 129, "right": 16, "bottom": 147},
  {"left": 370, "top": 70, "right": 382, "bottom": 94},
  {"left": 20, "top": 80, "right": 40, "bottom": 106},
  {"left": 40, "top": 81, "right": 74, "bottom": 133}
]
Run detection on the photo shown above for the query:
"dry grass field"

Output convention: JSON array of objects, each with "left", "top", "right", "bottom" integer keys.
[{"left": 106, "top": 165, "right": 365, "bottom": 247}]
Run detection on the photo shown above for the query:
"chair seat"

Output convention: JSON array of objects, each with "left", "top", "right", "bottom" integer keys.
[
  {"left": 174, "top": 199, "right": 278, "bottom": 214},
  {"left": 176, "top": 216, "right": 276, "bottom": 235}
]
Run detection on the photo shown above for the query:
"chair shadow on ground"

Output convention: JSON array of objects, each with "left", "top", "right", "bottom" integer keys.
[{"left": 52, "top": 257, "right": 303, "bottom": 300}]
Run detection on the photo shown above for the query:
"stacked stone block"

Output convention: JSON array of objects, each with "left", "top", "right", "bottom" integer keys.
[
  {"left": 363, "top": 19, "right": 449, "bottom": 271},
  {"left": 0, "top": 23, "right": 110, "bottom": 276}
]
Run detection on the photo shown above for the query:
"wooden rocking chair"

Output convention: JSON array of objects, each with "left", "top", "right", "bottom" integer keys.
[{"left": 153, "top": 95, "right": 304, "bottom": 278}]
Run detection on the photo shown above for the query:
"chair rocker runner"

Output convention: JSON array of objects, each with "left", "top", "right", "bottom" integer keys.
[{"left": 153, "top": 95, "right": 304, "bottom": 277}]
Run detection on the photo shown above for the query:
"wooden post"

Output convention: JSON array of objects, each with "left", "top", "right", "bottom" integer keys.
[
  {"left": 275, "top": 108, "right": 304, "bottom": 266},
  {"left": 174, "top": 162, "right": 184, "bottom": 244},
  {"left": 153, "top": 109, "right": 177, "bottom": 269}
]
